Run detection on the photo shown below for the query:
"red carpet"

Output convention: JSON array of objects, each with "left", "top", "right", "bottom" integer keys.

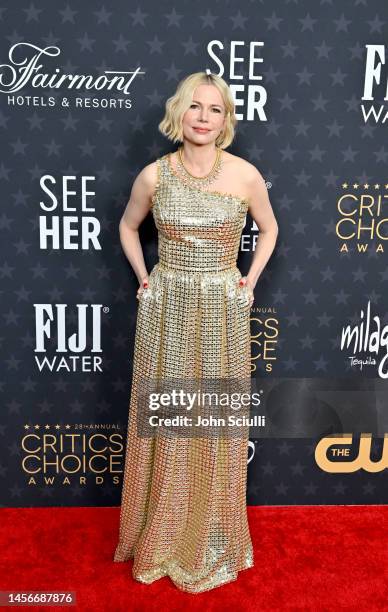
[{"left": 1, "top": 506, "right": 387, "bottom": 610}]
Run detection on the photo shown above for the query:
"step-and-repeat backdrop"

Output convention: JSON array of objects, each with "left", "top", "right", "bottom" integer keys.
[{"left": 1, "top": 1, "right": 387, "bottom": 507}]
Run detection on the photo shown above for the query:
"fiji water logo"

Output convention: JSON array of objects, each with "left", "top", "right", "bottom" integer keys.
[
  {"left": 34, "top": 304, "right": 108, "bottom": 372},
  {"left": 362, "top": 44, "right": 388, "bottom": 123},
  {"left": 340, "top": 300, "right": 388, "bottom": 378}
]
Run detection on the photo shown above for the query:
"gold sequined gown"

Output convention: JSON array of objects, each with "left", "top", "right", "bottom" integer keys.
[{"left": 114, "top": 152, "right": 254, "bottom": 593}]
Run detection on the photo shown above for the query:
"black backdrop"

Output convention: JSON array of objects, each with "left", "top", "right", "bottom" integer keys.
[{"left": 1, "top": 0, "right": 387, "bottom": 507}]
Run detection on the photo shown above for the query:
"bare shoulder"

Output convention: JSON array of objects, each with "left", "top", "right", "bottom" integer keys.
[
  {"left": 138, "top": 160, "right": 158, "bottom": 190},
  {"left": 130, "top": 159, "right": 158, "bottom": 201},
  {"left": 222, "top": 151, "right": 265, "bottom": 184}
]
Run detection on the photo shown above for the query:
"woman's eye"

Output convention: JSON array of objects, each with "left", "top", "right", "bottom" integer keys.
[{"left": 190, "top": 104, "right": 221, "bottom": 112}]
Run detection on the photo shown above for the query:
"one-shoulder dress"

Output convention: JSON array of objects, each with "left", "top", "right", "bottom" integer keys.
[{"left": 114, "top": 152, "right": 254, "bottom": 593}]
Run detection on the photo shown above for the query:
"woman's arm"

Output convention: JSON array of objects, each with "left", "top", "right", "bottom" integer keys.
[
  {"left": 119, "top": 162, "right": 158, "bottom": 293},
  {"left": 244, "top": 166, "right": 279, "bottom": 291}
]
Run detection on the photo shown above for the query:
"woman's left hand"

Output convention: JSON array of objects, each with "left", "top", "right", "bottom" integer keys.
[{"left": 238, "top": 276, "right": 255, "bottom": 307}]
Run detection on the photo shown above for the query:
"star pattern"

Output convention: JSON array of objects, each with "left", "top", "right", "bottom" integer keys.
[{"left": 0, "top": 0, "right": 387, "bottom": 507}]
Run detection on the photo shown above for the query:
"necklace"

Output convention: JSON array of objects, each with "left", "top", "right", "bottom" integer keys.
[{"left": 176, "top": 146, "right": 222, "bottom": 189}]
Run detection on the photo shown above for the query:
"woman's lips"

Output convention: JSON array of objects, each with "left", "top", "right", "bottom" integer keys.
[{"left": 193, "top": 127, "right": 210, "bottom": 133}]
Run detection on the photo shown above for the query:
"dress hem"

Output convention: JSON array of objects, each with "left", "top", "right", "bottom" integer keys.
[{"left": 113, "top": 548, "right": 254, "bottom": 594}]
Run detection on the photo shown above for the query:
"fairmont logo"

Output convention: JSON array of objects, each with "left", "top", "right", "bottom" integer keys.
[
  {"left": 0, "top": 42, "right": 142, "bottom": 95},
  {"left": 340, "top": 300, "right": 388, "bottom": 378}
]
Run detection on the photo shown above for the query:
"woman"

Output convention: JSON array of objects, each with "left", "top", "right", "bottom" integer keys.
[{"left": 114, "top": 71, "right": 278, "bottom": 593}]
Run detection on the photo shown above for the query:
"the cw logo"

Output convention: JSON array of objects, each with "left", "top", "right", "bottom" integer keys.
[{"left": 315, "top": 433, "right": 388, "bottom": 473}]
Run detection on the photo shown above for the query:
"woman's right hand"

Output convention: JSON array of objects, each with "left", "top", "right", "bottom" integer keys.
[{"left": 136, "top": 276, "right": 149, "bottom": 300}]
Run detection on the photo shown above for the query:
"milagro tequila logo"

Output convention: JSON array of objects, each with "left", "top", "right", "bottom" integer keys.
[
  {"left": 0, "top": 42, "right": 142, "bottom": 104},
  {"left": 340, "top": 300, "right": 388, "bottom": 378},
  {"left": 362, "top": 44, "right": 388, "bottom": 123},
  {"left": 34, "top": 304, "right": 107, "bottom": 372}
]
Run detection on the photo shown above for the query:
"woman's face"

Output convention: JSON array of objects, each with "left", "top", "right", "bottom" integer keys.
[{"left": 181, "top": 84, "right": 227, "bottom": 145}]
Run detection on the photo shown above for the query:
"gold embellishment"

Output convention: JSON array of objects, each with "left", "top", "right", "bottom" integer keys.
[
  {"left": 177, "top": 145, "right": 222, "bottom": 188},
  {"left": 114, "top": 152, "right": 254, "bottom": 593},
  {"left": 167, "top": 152, "right": 250, "bottom": 209}
]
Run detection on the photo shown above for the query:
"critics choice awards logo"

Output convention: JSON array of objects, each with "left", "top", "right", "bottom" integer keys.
[{"left": 21, "top": 423, "right": 124, "bottom": 485}]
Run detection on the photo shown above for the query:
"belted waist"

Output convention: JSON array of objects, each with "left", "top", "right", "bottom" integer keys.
[
  {"left": 158, "top": 259, "right": 237, "bottom": 273},
  {"left": 158, "top": 237, "right": 239, "bottom": 273}
]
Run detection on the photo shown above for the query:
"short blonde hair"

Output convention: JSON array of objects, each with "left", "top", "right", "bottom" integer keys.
[{"left": 158, "top": 71, "right": 237, "bottom": 149}]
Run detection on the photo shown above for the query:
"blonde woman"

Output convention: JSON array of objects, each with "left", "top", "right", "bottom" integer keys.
[{"left": 114, "top": 71, "right": 278, "bottom": 593}]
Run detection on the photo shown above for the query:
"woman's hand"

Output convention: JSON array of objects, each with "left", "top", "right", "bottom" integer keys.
[
  {"left": 136, "top": 276, "right": 149, "bottom": 300},
  {"left": 238, "top": 276, "right": 255, "bottom": 307}
]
